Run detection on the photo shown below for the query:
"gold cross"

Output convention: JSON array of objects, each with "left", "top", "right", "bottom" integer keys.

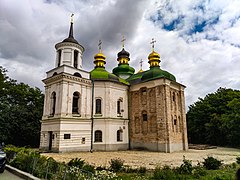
[
  {"left": 121, "top": 35, "right": 126, "bottom": 48},
  {"left": 140, "top": 59, "right": 143, "bottom": 69},
  {"left": 70, "top": 13, "right": 74, "bottom": 23},
  {"left": 150, "top": 38, "right": 156, "bottom": 51},
  {"left": 98, "top": 40, "right": 102, "bottom": 52}
]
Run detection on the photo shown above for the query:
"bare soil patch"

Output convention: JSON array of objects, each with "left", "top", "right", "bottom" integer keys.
[{"left": 42, "top": 147, "right": 240, "bottom": 169}]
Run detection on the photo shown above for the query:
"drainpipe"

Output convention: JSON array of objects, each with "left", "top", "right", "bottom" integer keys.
[
  {"left": 90, "top": 80, "right": 94, "bottom": 152},
  {"left": 127, "top": 86, "right": 131, "bottom": 150}
]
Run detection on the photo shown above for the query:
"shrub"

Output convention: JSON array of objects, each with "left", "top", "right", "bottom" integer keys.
[
  {"left": 152, "top": 166, "right": 176, "bottom": 180},
  {"left": 138, "top": 166, "right": 147, "bottom": 174},
  {"left": 192, "top": 163, "right": 207, "bottom": 178},
  {"left": 109, "top": 158, "right": 124, "bottom": 172},
  {"left": 68, "top": 158, "right": 85, "bottom": 169},
  {"left": 236, "top": 157, "right": 240, "bottom": 164},
  {"left": 176, "top": 157, "right": 193, "bottom": 174},
  {"left": 82, "top": 163, "right": 95, "bottom": 173},
  {"left": 203, "top": 156, "right": 222, "bottom": 170}
]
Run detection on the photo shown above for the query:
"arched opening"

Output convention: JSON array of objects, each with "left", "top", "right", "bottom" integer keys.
[
  {"left": 57, "top": 50, "right": 62, "bottom": 67},
  {"left": 117, "top": 98, "right": 123, "bottom": 116},
  {"left": 142, "top": 111, "right": 148, "bottom": 121},
  {"left": 50, "top": 92, "right": 56, "bottom": 116},
  {"left": 94, "top": 130, "right": 102, "bottom": 142},
  {"left": 53, "top": 72, "right": 58, "bottom": 76},
  {"left": 95, "top": 98, "right": 102, "bottom": 114},
  {"left": 74, "top": 50, "right": 78, "bottom": 68},
  {"left": 73, "top": 72, "right": 82, "bottom": 78},
  {"left": 117, "top": 129, "right": 123, "bottom": 142},
  {"left": 72, "top": 92, "right": 80, "bottom": 114}
]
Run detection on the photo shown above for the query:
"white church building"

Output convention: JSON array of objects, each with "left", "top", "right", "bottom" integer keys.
[{"left": 39, "top": 19, "right": 188, "bottom": 153}]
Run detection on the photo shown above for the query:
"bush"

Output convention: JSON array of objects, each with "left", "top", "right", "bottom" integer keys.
[
  {"left": 192, "top": 163, "right": 207, "bottom": 178},
  {"left": 203, "top": 156, "right": 222, "bottom": 170},
  {"left": 68, "top": 158, "right": 85, "bottom": 169},
  {"left": 109, "top": 158, "right": 124, "bottom": 172},
  {"left": 82, "top": 163, "right": 95, "bottom": 173},
  {"left": 176, "top": 157, "right": 193, "bottom": 174},
  {"left": 138, "top": 166, "right": 147, "bottom": 174},
  {"left": 152, "top": 166, "right": 176, "bottom": 180},
  {"left": 236, "top": 157, "right": 240, "bottom": 164}
]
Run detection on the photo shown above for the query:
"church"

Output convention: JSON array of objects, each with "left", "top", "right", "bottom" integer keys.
[{"left": 39, "top": 18, "right": 188, "bottom": 153}]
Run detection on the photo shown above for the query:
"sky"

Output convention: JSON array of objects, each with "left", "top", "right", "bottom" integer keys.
[{"left": 0, "top": 0, "right": 240, "bottom": 109}]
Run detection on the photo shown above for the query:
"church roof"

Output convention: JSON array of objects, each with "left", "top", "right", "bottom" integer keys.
[
  {"left": 112, "top": 64, "right": 135, "bottom": 77},
  {"left": 62, "top": 22, "right": 80, "bottom": 45},
  {"left": 90, "top": 67, "right": 129, "bottom": 85}
]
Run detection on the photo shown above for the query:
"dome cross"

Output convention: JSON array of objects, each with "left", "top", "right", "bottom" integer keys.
[
  {"left": 150, "top": 38, "right": 156, "bottom": 51},
  {"left": 121, "top": 35, "right": 126, "bottom": 48}
]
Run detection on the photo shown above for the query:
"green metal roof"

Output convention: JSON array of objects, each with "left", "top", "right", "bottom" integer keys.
[
  {"left": 127, "top": 67, "right": 176, "bottom": 85},
  {"left": 112, "top": 64, "right": 135, "bottom": 77},
  {"left": 90, "top": 67, "right": 129, "bottom": 85}
]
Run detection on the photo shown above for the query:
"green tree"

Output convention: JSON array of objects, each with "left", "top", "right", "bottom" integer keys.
[
  {"left": 0, "top": 66, "right": 44, "bottom": 147},
  {"left": 187, "top": 87, "right": 240, "bottom": 147}
]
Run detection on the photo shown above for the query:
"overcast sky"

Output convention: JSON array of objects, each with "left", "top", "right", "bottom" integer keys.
[{"left": 0, "top": 0, "right": 240, "bottom": 108}]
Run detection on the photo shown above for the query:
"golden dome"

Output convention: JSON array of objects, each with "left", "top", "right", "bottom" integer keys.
[
  {"left": 148, "top": 51, "right": 160, "bottom": 61},
  {"left": 137, "top": 69, "right": 144, "bottom": 73},
  {"left": 94, "top": 52, "right": 106, "bottom": 60}
]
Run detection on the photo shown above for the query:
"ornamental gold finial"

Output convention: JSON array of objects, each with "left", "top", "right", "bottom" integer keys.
[
  {"left": 121, "top": 35, "right": 126, "bottom": 48},
  {"left": 70, "top": 13, "right": 74, "bottom": 23},
  {"left": 150, "top": 38, "right": 156, "bottom": 51},
  {"left": 98, "top": 40, "right": 102, "bottom": 53}
]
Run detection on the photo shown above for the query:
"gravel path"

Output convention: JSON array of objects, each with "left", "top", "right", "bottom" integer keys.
[{"left": 42, "top": 147, "right": 240, "bottom": 169}]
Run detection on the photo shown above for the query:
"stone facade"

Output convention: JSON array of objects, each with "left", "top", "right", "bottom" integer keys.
[{"left": 129, "top": 79, "right": 188, "bottom": 152}]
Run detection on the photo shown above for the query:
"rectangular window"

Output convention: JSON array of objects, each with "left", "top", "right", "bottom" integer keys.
[
  {"left": 81, "top": 137, "right": 86, "bottom": 144},
  {"left": 143, "top": 114, "right": 148, "bottom": 121},
  {"left": 64, "top": 134, "right": 71, "bottom": 139}
]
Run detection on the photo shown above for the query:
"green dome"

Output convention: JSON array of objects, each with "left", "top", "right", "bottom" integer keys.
[
  {"left": 141, "top": 67, "right": 176, "bottom": 82},
  {"left": 113, "top": 64, "right": 135, "bottom": 77},
  {"left": 90, "top": 67, "right": 129, "bottom": 85}
]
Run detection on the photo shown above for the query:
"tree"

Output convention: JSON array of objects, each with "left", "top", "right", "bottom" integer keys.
[
  {"left": 187, "top": 87, "right": 240, "bottom": 147},
  {"left": 0, "top": 66, "right": 44, "bottom": 147}
]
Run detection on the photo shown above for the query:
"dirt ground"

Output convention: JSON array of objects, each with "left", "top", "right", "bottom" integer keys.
[{"left": 42, "top": 147, "right": 240, "bottom": 169}]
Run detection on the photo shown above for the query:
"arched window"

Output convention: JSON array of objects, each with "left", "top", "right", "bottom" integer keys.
[
  {"left": 53, "top": 72, "right": 58, "bottom": 76},
  {"left": 57, "top": 50, "right": 61, "bottom": 67},
  {"left": 142, "top": 111, "right": 148, "bottom": 121},
  {"left": 72, "top": 92, "right": 80, "bottom": 114},
  {"left": 50, "top": 92, "right": 56, "bottom": 116},
  {"left": 117, "top": 130, "right": 123, "bottom": 142},
  {"left": 95, "top": 130, "right": 102, "bottom": 142},
  {"left": 73, "top": 72, "right": 82, "bottom": 78},
  {"left": 74, "top": 50, "right": 78, "bottom": 68},
  {"left": 117, "top": 98, "right": 123, "bottom": 115},
  {"left": 96, "top": 99, "right": 102, "bottom": 114}
]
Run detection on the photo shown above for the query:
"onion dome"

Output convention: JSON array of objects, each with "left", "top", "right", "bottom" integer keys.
[
  {"left": 148, "top": 51, "right": 161, "bottom": 67},
  {"left": 113, "top": 48, "right": 135, "bottom": 79},
  {"left": 141, "top": 50, "right": 176, "bottom": 82},
  {"left": 90, "top": 42, "right": 129, "bottom": 85},
  {"left": 93, "top": 52, "right": 106, "bottom": 68}
]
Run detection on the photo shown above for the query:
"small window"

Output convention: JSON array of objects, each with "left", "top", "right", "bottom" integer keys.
[
  {"left": 174, "top": 119, "right": 177, "bottom": 125},
  {"left": 74, "top": 50, "right": 78, "bottom": 68},
  {"left": 117, "top": 130, "right": 123, "bottom": 142},
  {"left": 72, "top": 92, "right": 80, "bottom": 114},
  {"left": 141, "top": 88, "right": 147, "bottom": 95},
  {"left": 58, "top": 50, "right": 62, "bottom": 67},
  {"left": 173, "top": 92, "right": 175, "bottom": 102},
  {"left": 64, "top": 134, "right": 71, "bottom": 139},
  {"left": 96, "top": 99, "right": 102, "bottom": 114},
  {"left": 95, "top": 130, "right": 102, "bottom": 142},
  {"left": 142, "top": 111, "right": 148, "bottom": 121},
  {"left": 50, "top": 92, "right": 56, "bottom": 116},
  {"left": 81, "top": 137, "right": 86, "bottom": 144},
  {"left": 73, "top": 72, "right": 82, "bottom": 78}
]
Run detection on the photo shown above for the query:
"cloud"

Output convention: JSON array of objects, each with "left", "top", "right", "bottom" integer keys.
[{"left": 0, "top": 0, "right": 240, "bottom": 109}]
